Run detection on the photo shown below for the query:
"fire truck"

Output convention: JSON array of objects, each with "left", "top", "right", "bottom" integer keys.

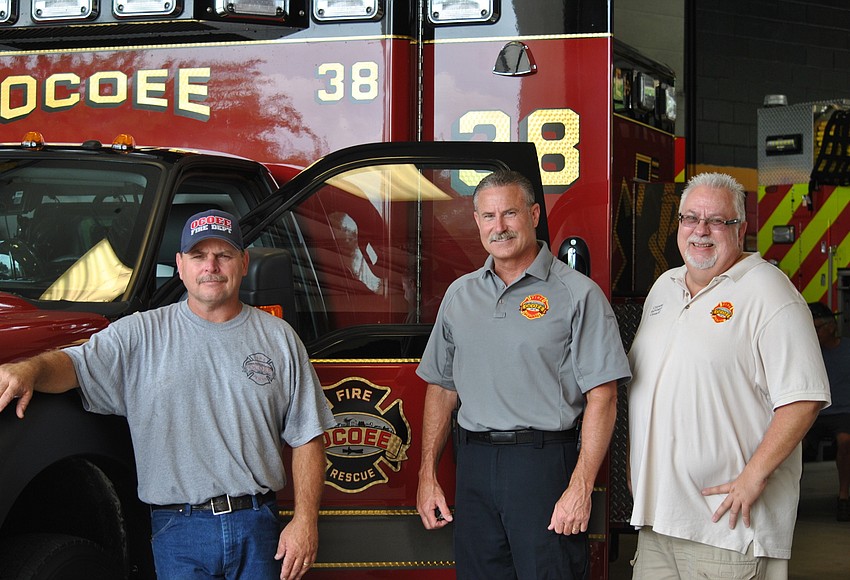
[
  {"left": 0, "top": 1, "right": 679, "bottom": 578},
  {"left": 757, "top": 99, "right": 850, "bottom": 329}
]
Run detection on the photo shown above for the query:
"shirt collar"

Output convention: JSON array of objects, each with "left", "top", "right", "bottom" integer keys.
[
  {"left": 670, "top": 252, "right": 762, "bottom": 291},
  {"left": 482, "top": 241, "right": 551, "bottom": 281}
]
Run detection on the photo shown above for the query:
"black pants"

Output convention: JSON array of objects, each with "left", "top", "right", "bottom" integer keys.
[{"left": 454, "top": 433, "right": 588, "bottom": 580}]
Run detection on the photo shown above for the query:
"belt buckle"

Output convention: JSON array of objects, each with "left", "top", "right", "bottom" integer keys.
[
  {"left": 489, "top": 431, "right": 516, "bottom": 444},
  {"left": 212, "top": 495, "right": 233, "bottom": 515}
]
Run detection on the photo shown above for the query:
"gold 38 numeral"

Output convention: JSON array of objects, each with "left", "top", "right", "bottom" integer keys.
[{"left": 456, "top": 109, "right": 580, "bottom": 189}]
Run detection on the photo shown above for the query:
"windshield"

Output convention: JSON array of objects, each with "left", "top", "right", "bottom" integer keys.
[{"left": 0, "top": 158, "right": 160, "bottom": 302}]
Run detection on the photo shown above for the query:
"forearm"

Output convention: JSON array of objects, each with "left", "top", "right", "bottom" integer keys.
[
  {"left": 289, "top": 436, "right": 327, "bottom": 524},
  {"left": 569, "top": 382, "right": 617, "bottom": 493},
  {"left": 743, "top": 400, "right": 823, "bottom": 482},
  {"left": 418, "top": 384, "right": 457, "bottom": 481},
  {"left": 548, "top": 381, "right": 617, "bottom": 534},
  {"left": 15, "top": 351, "right": 79, "bottom": 393},
  {"left": 0, "top": 350, "right": 79, "bottom": 418}
]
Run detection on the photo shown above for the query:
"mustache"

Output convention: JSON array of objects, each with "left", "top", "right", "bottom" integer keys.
[
  {"left": 687, "top": 234, "right": 714, "bottom": 245},
  {"left": 489, "top": 230, "right": 518, "bottom": 242},
  {"left": 197, "top": 275, "right": 228, "bottom": 283}
]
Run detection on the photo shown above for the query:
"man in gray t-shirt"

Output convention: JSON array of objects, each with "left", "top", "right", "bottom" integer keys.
[{"left": 0, "top": 209, "right": 334, "bottom": 580}]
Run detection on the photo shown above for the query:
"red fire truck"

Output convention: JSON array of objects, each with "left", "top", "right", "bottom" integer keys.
[
  {"left": 0, "top": 1, "right": 678, "bottom": 578},
  {"left": 757, "top": 99, "right": 850, "bottom": 327}
]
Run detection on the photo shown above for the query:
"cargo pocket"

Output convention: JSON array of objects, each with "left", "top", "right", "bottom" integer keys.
[{"left": 696, "top": 558, "right": 758, "bottom": 579}]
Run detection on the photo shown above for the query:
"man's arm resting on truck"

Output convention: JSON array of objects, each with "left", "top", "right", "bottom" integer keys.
[
  {"left": 416, "top": 383, "right": 458, "bottom": 529},
  {"left": 0, "top": 351, "right": 79, "bottom": 419},
  {"left": 275, "top": 435, "right": 325, "bottom": 580}
]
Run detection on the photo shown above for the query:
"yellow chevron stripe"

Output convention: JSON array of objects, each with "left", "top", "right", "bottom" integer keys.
[
  {"left": 757, "top": 184, "right": 807, "bottom": 257},
  {"left": 801, "top": 228, "right": 850, "bottom": 302},
  {"left": 800, "top": 191, "right": 850, "bottom": 302},
  {"left": 771, "top": 187, "right": 850, "bottom": 280}
]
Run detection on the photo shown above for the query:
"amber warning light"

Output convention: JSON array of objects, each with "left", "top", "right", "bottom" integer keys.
[
  {"left": 21, "top": 131, "right": 45, "bottom": 149},
  {"left": 112, "top": 134, "right": 136, "bottom": 152},
  {"left": 256, "top": 304, "right": 284, "bottom": 318}
]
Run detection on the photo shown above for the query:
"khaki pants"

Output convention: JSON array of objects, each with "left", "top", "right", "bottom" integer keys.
[{"left": 631, "top": 527, "right": 788, "bottom": 580}]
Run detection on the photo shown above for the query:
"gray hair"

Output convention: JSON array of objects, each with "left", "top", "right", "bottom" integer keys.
[
  {"left": 680, "top": 172, "right": 746, "bottom": 221},
  {"left": 473, "top": 170, "right": 536, "bottom": 211}
]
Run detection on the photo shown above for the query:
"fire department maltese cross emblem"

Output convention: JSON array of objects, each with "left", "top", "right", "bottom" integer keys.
[{"left": 323, "top": 377, "right": 411, "bottom": 493}]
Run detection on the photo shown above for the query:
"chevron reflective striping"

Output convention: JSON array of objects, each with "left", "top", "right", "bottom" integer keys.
[
  {"left": 778, "top": 192, "right": 849, "bottom": 280},
  {"left": 799, "top": 189, "right": 850, "bottom": 302},
  {"left": 801, "top": 228, "right": 850, "bottom": 302},
  {"left": 757, "top": 184, "right": 807, "bottom": 258},
  {"left": 759, "top": 184, "right": 850, "bottom": 304}
]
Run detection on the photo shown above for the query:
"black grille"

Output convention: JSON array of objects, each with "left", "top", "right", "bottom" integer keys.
[{"left": 610, "top": 301, "right": 644, "bottom": 524}]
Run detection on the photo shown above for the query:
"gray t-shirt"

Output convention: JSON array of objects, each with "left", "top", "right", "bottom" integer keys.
[
  {"left": 65, "top": 302, "right": 334, "bottom": 505},
  {"left": 417, "top": 243, "right": 630, "bottom": 432}
]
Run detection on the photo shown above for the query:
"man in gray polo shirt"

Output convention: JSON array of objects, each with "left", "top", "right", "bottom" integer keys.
[{"left": 415, "top": 170, "right": 630, "bottom": 579}]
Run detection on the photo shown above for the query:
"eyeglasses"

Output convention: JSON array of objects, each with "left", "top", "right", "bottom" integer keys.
[{"left": 677, "top": 213, "right": 741, "bottom": 230}]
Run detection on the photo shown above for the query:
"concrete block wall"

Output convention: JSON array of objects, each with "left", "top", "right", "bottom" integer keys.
[
  {"left": 693, "top": 0, "right": 850, "bottom": 170},
  {"left": 616, "top": 0, "right": 850, "bottom": 176}
]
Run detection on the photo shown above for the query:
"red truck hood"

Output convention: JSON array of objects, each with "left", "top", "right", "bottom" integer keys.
[{"left": 0, "top": 292, "right": 109, "bottom": 364}]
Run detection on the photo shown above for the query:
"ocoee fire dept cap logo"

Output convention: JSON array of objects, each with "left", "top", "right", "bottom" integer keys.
[
  {"left": 711, "top": 301, "right": 734, "bottom": 323},
  {"left": 323, "top": 378, "right": 411, "bottom": 493},
  {"left": 520, "top": 294, "right": 549, "bottom": 320}
]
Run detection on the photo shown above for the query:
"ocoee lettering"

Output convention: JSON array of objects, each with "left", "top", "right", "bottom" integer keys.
[
  {"left": 324, "top": 427, "right": 393, "bottom": 450},
  {"left": 190, "top": 216, "right": 232, "bottom": 230},
  {"left": 0, "top": 67, "right": 211, "bottom": 123}
]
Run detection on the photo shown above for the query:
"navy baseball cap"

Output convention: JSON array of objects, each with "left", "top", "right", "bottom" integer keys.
[{"left": 180, "top": 209, "right": 244, "bottom": 253}]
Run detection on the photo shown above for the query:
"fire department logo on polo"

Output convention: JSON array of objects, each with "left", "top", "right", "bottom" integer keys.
[
  {"left": 519, "top": 294, "right": 549, "bottom": 320},
  {"left": 710, "top": 301, "right": 734, "bottom": 323},
  {"left": 323, "top": 378, "right": 411, "bottom": 493}
]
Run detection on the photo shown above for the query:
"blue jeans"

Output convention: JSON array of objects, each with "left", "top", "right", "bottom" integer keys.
[{"left": 150, "top": 500, "right": 281, "bottom": 579}]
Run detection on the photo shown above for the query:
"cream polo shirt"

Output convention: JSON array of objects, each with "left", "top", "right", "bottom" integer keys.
[{"left": 628, "top": 253, "right": 830, "bottom": 559}]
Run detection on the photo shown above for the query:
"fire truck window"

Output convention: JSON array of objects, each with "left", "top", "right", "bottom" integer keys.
[
  {"left": 263, "top": 163, "right": 490, "bottom": 348},
  {"left": 0, "top": 159, "right": 157, "bottom": 302}
]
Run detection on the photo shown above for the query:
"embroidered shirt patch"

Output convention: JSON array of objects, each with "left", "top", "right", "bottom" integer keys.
[
  {"left": 520, "top": 294, "right": 549, "bottom": 320},
  {"left": 710, "top": 301, "right": 734, "bottom": 323}
]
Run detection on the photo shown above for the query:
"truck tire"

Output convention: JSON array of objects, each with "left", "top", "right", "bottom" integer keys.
[{"left": 0, "top": 533, "right": 122, "bottom": 580}]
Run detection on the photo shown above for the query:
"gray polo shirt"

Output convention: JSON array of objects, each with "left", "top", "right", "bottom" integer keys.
[{"left": 417, "top": 243, "right": 630, "bottom": 432}]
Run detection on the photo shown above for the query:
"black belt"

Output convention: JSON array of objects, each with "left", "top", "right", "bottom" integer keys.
[
  {"left": 151, "top": 491, "right": 276, "bottom": 515},
  {"left": 465, "top": 428, "right": 576, "bottom": 445}
]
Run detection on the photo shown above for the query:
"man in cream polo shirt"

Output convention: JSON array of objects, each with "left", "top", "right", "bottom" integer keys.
[{"left": 628, "top": 173, "right": 831, "bottom": 579}]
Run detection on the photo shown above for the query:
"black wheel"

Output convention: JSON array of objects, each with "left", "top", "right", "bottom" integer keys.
[{"left": 0, "top": 533, "right": 123, "bottom": 580}]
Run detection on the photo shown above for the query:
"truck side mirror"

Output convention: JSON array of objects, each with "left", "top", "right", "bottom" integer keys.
[
  {"left": 558, "top": 237, "right": 591, "bottom": 277},
  {"left": 240, "top": 247, "right": 299, "bottom": 333}
]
